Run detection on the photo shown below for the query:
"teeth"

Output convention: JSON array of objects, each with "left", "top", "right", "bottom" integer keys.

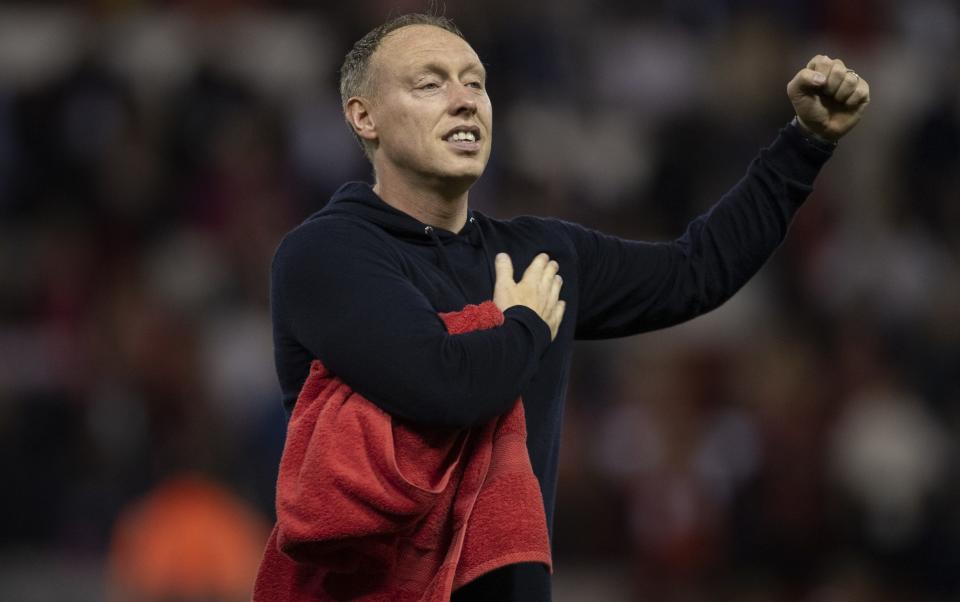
[{"left": 448, "top": 131, "right": 476, "bottom": 142}]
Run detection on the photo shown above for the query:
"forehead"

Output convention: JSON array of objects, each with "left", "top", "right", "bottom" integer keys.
[{"left": 374, "top": 24, "right": 483, "bottom": 75}]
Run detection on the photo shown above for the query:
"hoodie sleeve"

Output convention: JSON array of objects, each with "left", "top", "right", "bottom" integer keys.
[
  {"left": 272, "top": 219, "right": 551, "bottom": 428},
  {"left": 564, "top": 122, "right": 834, "bottom": 339}
]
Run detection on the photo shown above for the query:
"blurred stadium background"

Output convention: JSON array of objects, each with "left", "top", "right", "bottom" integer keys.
[{"left": 1, "top": 1, "right": 958, "bottom": 600}]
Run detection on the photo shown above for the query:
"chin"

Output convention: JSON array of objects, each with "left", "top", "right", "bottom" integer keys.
[
  {"left": 440, "top": 170, "right": 483, "bottom": 190},
  {"left": 418, "top": 168, "right": 478, "bottom": 197},
  {"left": 436, "top": 158, "right": 487, "bottom": 183}
]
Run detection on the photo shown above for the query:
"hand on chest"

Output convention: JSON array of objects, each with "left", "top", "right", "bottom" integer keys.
[{"left": 404, "top": 241, "right": 572, "bottom": 313}]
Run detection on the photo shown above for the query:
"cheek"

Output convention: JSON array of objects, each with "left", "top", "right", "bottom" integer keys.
[
  {"left": 480, "top": 99, "right": 493, "bottom": 131},
  {"left": 379, "top": 113, "right": 424, "bottom": 156},
  {"left": 377, "top": 114, "right": 446, "bottom": 169},
  {"left": 389, "top": 104, "right": 440, "bottom": 149}
]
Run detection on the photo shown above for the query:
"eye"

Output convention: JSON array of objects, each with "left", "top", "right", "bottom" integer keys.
[
  {"left": 419, "top": 82, "right": 440, "bottom": 90},
  {"left": 466, "top": 81, "right": 484, "bottom": 90}
]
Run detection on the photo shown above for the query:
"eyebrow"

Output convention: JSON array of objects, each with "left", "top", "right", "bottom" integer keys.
[{"left": 412, "top": 61, "right": 487, "bottom": 80}]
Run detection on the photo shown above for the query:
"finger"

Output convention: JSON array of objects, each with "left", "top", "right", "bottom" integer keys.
[
  {"left": 788, "top": 67, "right": 827, "bottom": 96},
  {"left": 823, "top": 58, "right": 848, "bottom": 96},
  {"left": 845, "top": 79, "right": 870, "bottom": 107},
  {"left": 548, "top": 273, "right": 562, "bottom": 304},
  {"left": 806, "top": 54, "right": 833, "bottom": 75},
  {"left": 548, "top": 300, "right": 566, "bottom": 340},
  {"left": 522, "top": 252, "right": 549, "bottom": 282},
  {"left": 540, "top": 260, "right": 559, "bottom": 290},
  {"left": 833, "top": 70, "right": 860, "bottom": 103},
  {"left": 494, "top": 252, "right": 514, "bottom": 285}
]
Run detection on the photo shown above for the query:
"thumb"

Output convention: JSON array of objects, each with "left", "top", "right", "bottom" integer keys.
[
  {"left": 494, "top": 253, "right": 514, "bottom": 287},
  {"left": 787, "top": 68, "right": 827, "bottom": 99}
]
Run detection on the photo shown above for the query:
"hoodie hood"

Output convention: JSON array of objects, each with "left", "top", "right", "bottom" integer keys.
[{"left": 310, "top": 181, "right": 494, "bottom": 300}]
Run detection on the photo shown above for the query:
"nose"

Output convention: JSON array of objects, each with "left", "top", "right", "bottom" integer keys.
[{"left": 448, "top": 82, "right": 478, "bottom": 116}]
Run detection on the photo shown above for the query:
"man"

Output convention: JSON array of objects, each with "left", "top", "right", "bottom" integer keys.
[{"left": 263, "top": 12, "right": 869, "bottom": 601}]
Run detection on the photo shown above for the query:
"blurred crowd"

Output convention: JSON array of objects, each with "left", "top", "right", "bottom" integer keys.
[{"left": 1, "top": 1, "right": 958, "bottom": 600}]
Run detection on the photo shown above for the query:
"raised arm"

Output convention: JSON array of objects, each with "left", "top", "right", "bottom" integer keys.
[
  {"left": 565, "top": 121, "right": 830, "bottom": 338},
  {"left": 569, "top": 55, "right": 869, "bottom": 339}
]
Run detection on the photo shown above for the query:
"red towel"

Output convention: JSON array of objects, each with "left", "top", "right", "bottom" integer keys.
[{"left": 253, "top": 300, "right": 551, "bottom": 601}]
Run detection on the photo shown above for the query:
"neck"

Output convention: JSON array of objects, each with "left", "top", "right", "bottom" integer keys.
[{"left": 372, "top": 171, "right": 471, "bottom": 233}]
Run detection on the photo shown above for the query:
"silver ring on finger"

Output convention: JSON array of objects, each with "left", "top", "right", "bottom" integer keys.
[{"left": 846, "top": 68, "right": 859, "bottom": 83}]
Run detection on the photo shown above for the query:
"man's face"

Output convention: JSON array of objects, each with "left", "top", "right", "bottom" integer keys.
[{"left": 365, "top": 25, "right": 492, "bottom": 187}]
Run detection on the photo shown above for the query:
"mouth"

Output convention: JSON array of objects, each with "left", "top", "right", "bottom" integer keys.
[{"left": 442, "top": 125, "right": 482, "bottom": 152}]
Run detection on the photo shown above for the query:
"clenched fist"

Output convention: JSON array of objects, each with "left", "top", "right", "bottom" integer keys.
[{"left": 788, "top": 55, "right": 870, "bottom": 142}]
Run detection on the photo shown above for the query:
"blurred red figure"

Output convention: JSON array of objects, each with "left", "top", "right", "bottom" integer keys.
[{"left": 107, "top": 473, "right": 270, "bottom": 602}]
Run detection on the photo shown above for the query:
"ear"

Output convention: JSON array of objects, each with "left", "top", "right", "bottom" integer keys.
[{"left": 345, "top": 97, "right": 378, "bottom": 144}]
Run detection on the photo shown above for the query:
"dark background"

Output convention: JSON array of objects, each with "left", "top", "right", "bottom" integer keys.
[{"left": 1, "top": 0, "right": 959, "bottom": 600}]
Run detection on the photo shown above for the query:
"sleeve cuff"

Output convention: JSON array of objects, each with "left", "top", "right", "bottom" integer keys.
[
  {"left": 790, "top": 116, "right": 839, "bottom": 149},
  {"left": 761, "top": 119, "right": 836, "bottom": 186},
  {"left": 504, "top": 305, "right": 552, "bottom": 357}
]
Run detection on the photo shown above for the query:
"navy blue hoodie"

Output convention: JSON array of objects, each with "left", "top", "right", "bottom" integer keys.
[{"left": 269, "top": 122, "right": 834, "bottom": 600}]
